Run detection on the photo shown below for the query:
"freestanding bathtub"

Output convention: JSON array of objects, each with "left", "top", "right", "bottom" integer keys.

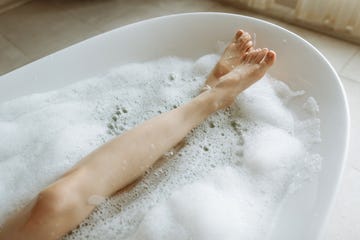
[{"left": 0, "top": 13, "right": 349, "bottom": 240}]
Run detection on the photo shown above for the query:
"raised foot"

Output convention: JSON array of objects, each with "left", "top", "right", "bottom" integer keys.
[
  {"left": 203, "top": 29, "right": 253, "bottom": 89},
  {"left": 210, "top": 43, "right": 276, "bottom": 109}
]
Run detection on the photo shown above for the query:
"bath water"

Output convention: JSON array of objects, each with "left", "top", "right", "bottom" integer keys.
[{"left": 0, "top": 54, "right": 321, "bottom": 239}]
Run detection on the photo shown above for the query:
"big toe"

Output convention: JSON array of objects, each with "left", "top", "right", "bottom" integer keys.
[{"left": 233, "top": 29, "right": 244, "bottom": 42}]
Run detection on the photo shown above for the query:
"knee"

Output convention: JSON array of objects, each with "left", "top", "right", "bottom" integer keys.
[
  {"left": 35, "top": 168, "right": 90, "bottom": 218},
  {"left": 17, "top": 183, "right": 83, "bottom": 239},
  {"left": 35, "top": 183, "right": 80, "bottom": 220},
  {"left": 14, "top": 169, "right": 91, "bottom": 239}
]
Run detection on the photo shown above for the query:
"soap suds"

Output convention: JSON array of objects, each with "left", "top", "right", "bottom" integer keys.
[
  {"left": 303, "top": 96, "right": 320, "bottom": 115},
  {"left": 0, "top": 54, "right": 321, "bottom": 240}
]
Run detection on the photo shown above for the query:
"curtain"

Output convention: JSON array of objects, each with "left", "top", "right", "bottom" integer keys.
[{"left": 226, "top": 0, "right": 360, "bottom": 41}]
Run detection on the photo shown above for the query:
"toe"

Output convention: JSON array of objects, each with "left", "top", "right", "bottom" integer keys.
[
  {"left": 237, "top": 38, "right": 253, "bottom": 53},
  {"left": 233, "top": 29, "right": 244, "bottom": 42},
  {"left": 237, "top": 32, "right": 251, "bottom": 45},
  {"left": 255, "top": 48, "right": 268, "bottom": 63},
  {"left": 243, "top": 40, "right": 253, "bottom": 52},
  {"left": 244, "top": 50, "right": 257, "bottom": 63},
  {"left": 246, "top": 40, "right": 253, "bottom": 47},
  {"left": 262, "top": 50, "right": 276, "bottom": 66}
]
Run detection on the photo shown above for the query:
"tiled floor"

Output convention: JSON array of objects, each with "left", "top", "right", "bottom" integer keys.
[{"left": 0, "top": 0, "right": 359, "bottom": 239}]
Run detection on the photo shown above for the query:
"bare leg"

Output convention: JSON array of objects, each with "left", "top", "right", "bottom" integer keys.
[{"left": 0, "top": 30, "right": 275, "bottom": 240}]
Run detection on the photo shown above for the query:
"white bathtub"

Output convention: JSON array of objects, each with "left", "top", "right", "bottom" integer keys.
[{"left": 0, "top": 13, "right": 349, "bottom": 240}]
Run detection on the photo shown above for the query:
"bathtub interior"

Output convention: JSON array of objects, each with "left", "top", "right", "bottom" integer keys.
[{"left": 0, "top": 13, "right": 349, "bottom": 240}]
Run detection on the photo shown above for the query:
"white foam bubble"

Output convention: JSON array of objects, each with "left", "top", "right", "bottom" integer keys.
[
  {"left": 0, "top": 54, "right": 321, "bottom": 239},
  {"left": 235, "top": 77, "right": 295, "bottom": 132},
  {"left": 129, "top": 167, "right": 273, "bottom": 240},
  {"left": 303, "top": 96, "right": 320, "bottom": 114},
  {"left": 242, "top": 125, "right": 306, "bottom": 173}
]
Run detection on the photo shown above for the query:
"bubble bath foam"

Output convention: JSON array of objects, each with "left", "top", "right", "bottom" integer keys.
[{"left": 0, "top": 54, "right": 321, "bottom": 240}]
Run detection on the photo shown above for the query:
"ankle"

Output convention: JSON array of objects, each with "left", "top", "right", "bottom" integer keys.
[{"left": 198, "top": 88, "right": 235, "bottom": 112}]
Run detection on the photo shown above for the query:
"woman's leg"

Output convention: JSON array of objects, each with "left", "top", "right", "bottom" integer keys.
[{"left": 0, "top": 30, "right": 275, "bottom": 240}]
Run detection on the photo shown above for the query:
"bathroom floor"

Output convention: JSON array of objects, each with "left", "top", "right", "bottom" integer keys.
[{"left": 0, "top": 0, "right": 359, "bottom": 239}]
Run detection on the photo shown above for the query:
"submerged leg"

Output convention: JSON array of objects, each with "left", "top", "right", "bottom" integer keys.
[{"left": 0, "top": 30, "right": 275, "bottom": 240}]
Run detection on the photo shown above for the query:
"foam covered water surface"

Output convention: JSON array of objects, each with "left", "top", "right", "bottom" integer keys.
[{"left": 0, "top": 54, "right": 321, "bottom": 239}]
